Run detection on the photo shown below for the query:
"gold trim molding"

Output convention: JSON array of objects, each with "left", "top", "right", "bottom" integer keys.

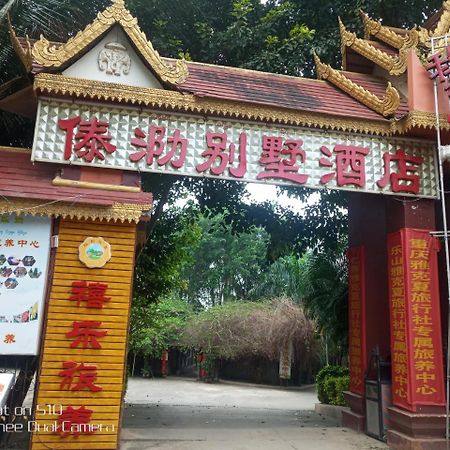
[
  {"left": 52, "top": 176, "right": 141, "bottom": 193},
  {"left": 34, "top": 72, "right": 393, "bottom": 136},
  {"left": 314, "top": 52, "right": 400, "bottom": 117},
  {"left": 392, "top": 111, "right": 450, "bottom": 134},
  {"left": 0, "top": 198, "right": 151, "bottom": 223},
  {"left": 31, "top": 0, "right": 187, "bottom": 85},
  {"left": 339, "top": 18, "right": 408, "bottom": 76}
]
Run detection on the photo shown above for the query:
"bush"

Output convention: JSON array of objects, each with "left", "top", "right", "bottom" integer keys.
[
  {"left": 316, "top": 365, "right": 349, "bottom": 404},
  {"left": 324, "top": 375, "right": 349, "bottom": 405}
]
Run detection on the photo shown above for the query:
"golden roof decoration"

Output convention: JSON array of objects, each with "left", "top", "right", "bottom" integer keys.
[
  {"left": 314, "top": 51, "right": 400, "bottom": 117},
  {"left": 0, "top": 198, "right": 150, "bottom": 223},
  {"left": 31, "top": 0, "right": 188, "bottom": 85},
  {"left": 34, "top": 72, "right": 394, "bottom": 136},
  {"left": 339, "top": 18, "right": 408, "bottom": 75},
  {"left": 417, "top": 27, "right": 432, "bottom": 48},
  {"left": 417, "top": 1, "right": 450, "bottom": 52},
  {"left": 361, "top": 11, "right": 405, "bottom": 49},
  {"left": 8, "top": 18, "right": 33, "bottom": 72},
  {"left": 432, "top": 0, "right": 450, "bottom": 38}
]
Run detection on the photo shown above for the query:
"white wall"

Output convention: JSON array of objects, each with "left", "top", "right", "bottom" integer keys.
[{"left": 63, "top": 26, "right": 163, "bottom": 89}]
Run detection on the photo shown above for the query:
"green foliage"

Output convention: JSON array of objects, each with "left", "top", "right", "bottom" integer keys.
[
  {"left": 129, "top": 296, "right": 194, "bottom": 357},
  {"left": 324, "top": 375, "right": 350, "bottom": 406},
  {"left": 316, "top": 365, "right": 349, "bottom": 404},
  {"left": 287, "top": 0, "right": 442, "bottom": 71},
  {"left": 253, "top": 244, "right": 348, "bottom": 358},
  {"left": 299, "top": 248, "right": 348, "bottom": 346},
  {"left": 134, "top": 206, "right": 202, "bottom": 303},
  {"left": 180, "top": 210, "right": 270, "bottom": 307}
]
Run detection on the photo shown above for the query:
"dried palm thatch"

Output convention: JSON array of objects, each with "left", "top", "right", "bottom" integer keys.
[{"left": 181, "top": 298, "right": 318, "bottom": 363}]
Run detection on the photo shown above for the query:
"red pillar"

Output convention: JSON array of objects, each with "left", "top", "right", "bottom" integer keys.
[
  {"left": 161, "top": 350, "right": 169, "bottom": 376},
  {"left": 344, "top": 193, "right": 391, "bottom": 431},
  {"left": 384, "top": 198, "right": 447, "bottom": 450}
]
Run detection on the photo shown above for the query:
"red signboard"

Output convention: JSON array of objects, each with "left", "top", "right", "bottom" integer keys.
[
  {"left": 347, "top": 247, "right": 366, "bottom": 395},
  {"left": 387, "top": 229, "right": 445, "bottom": 411}
]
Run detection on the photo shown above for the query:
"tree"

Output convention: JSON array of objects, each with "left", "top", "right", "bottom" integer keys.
[
  {"left": 133, "top": 206, "right": 202, "bottom": 303},
  {"left": 287, "top": 0, "right": 442, "bottom": 70},
  {"left": 180, "top": 210, "right": 270, "bottom": 307},
  {"left": 129, "top": 295, "right": 194, "bottom": 360},
  {"left": 253, "top": 244, "right": 348, "bottom": 363},
  {"left": 299, "top": 249, "right": 348, "bottom": 354}
]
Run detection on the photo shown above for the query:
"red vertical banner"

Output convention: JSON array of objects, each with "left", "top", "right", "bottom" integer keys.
[
  {"left": 347, "top": 246, "right": 366, "bottom": 395},
  {"left": 387, "top": 229, "right": 445, "bottom": 411}
]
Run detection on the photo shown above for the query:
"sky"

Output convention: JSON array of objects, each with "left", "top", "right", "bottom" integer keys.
[{"left": 245, "top": 182, "right": 319, "bottom": 214}]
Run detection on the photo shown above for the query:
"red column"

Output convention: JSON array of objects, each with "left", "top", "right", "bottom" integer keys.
[
  {"left": 161, "top": 350, "right": 169, "bottom": 377},
  {"left": 387, "top": 229, "right": 444, "bottom": 411},
  {"left": 384, "top": 198, "right": 447, "bottom": 450},
  {"left": 344, "top": 193, "right": 391, "bottom": 432},
  {"left": 347, "top": 247, "right": 366, "bottom": 395}
]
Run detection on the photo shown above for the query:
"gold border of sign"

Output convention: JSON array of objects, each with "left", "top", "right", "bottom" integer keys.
[{"left": 79, "top": 236, "right": 112, "bottom": 268}]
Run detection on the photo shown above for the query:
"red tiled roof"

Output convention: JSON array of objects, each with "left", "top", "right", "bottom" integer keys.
[
  {"left": 177, "top": 60, "right": 391, "bottom": 121},
  {"left": 17, "top": 38, "right": 396, "bottom": 122},
  {"left": 369, "top": 40, "right": 400, "bottom": 58},
  {"left": 0, "top": 149, "right": 152, "bottom": 207}
]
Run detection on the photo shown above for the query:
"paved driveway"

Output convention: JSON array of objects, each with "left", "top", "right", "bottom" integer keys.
[{"left": 121, "top": 377, "right": 389, "bottom": 450}]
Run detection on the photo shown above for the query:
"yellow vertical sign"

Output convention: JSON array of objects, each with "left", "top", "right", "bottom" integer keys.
[{"left": 31, "top": 218, "right": 136, "bottom": 450}]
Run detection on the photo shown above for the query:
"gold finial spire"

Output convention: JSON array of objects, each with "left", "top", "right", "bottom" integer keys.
[
  {"left": 312, "top": 50, "right": 327, "bottom": 80},
  {"left": 112, "top": 0, "right": 125, "bottom": 6}
]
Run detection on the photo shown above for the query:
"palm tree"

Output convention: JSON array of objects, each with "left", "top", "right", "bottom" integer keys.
[
  {"left": 0, "top": 0, "right": 108, "bottom": 146},
  {"left": 0, "top": 0, "right": 17, "bottom": 22}
]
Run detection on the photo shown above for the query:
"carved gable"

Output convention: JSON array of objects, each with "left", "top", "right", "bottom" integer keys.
[
  {"left": 63, "top": 26, "right": 163, "bottom": 89},
  {"left": 29, "top": 0, "right": 187, "bottom": 87}
]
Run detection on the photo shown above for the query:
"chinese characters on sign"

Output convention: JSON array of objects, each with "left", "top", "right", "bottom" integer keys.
[
  {"left": 408, "top": 236, "right": 443, "bottom": 400},
  {"left": 31, "top": 220, "right": 134, "bottom": 449},
  {"left": 55, "top": 280, "right": 110, "bottom": 438},
  {"left": 427, "top": 46, "right": 450, "bottom": 101},
  {"left": 387, "top": 229, "right": 445, "bottom": 411},
  {"left": 387, "top": 238, "right": 409, "bottom": 408},
  {"left": 347, "top": 247, "right": 366, "bottom": 395},
  {"left": 0, "top": 215, "right": 51, "bottom": 355},
  {"left": 32, "top": 100, "right": 438, "bottom": 198}
]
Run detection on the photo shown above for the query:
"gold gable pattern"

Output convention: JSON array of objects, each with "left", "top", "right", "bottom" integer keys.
[{"left": 31, "top": 0, "right": 188, "bottom": 85}]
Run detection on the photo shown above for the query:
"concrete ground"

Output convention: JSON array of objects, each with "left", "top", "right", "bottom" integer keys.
[{"left": 122, "top": 377, "right": 389, "bottom": 450}]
